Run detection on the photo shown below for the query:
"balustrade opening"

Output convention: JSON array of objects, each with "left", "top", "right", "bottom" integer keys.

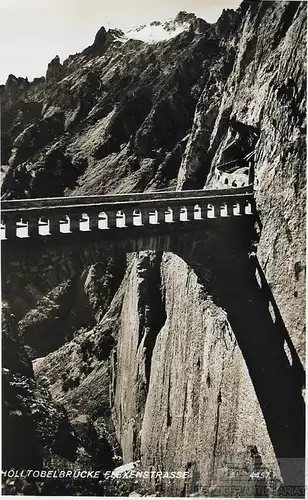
[
  {"left": 245, "top": 202, "right": 252, "bottom": 214},
  {"left": 133, "top": 210, "right": 142, "bottom": 226},
  {"left": 79, "top": 213, "right": 90, "bottom": 231},
  {"left": 234, "top": 203, "right": 241, "bottom": 216},
  {"left": 1, "top": 222, "right": 6, "bottom": 239},
  {"left": 194, "top": 204, "right": 202, "bottom": 220},
  {"left": 180, "top": 206, "right": 188, "bottom": 221},
  {"left": 166, "top": 207, "right": 173, "bottom": 223},
  {"left": 148, "top": 209, "right": 158, "bottom": 224},
  {"left": 61, "top": 216, "right": 71, "bottom": 233},
  {"left": 207, "top": 204, "right": 214, "bottom": 218},
  {"left": 117, "top": 210, "right": 125, "bottom": 228},
  {"left": 221, "top": 203, "right": 228, "bottom": 217},
  {"left": 38, "top": 217, "right": 50, "bottom": 236},
  {"left": 98, "top": 212, "right": 108, "bottom": 229},
  {"left": 16, "top": 219, "right": 28, "bottom": 238}
]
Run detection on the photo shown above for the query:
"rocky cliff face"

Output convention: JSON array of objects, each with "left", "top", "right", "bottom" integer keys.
[{"left": 1, "top": 1, "right": 306, "bottom": 497}]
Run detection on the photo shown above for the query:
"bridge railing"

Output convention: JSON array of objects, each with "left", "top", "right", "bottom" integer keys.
[{"left": 1, "top": 188, "right": 255, "bottom": 241}]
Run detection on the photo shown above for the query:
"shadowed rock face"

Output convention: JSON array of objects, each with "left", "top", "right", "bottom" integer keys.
[{"left": 1, "top": 1, "right": 306, "bottom": 497}]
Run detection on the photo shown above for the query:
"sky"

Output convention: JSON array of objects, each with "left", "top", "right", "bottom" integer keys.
[{"left": 0, "top": 0, "right": 242, "bottom": 84}]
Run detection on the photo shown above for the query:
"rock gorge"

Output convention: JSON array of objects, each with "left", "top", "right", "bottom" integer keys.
[{"left": 1, "top": 1, "right": 306, "bottom": 496}]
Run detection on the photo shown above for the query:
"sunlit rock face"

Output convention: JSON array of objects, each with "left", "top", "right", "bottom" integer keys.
[{"left": 1, "top": 1, "right": 306, "bottom": 497}]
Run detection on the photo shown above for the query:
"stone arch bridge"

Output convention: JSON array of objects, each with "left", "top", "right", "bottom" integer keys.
[{"left": 1, "top": 186, "right": 305, "bottom": 488}]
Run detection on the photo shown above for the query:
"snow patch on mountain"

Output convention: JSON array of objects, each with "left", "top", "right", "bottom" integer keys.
[
  {"left": 124, "top": 22, "right": 190, "bottom": 43},
  {"left": 121, "top": 12, "right": 197, "bottom": 43}
]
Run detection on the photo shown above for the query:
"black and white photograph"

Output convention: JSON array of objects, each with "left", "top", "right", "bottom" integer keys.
[{"left": 0, "top": 0, "right": 306, "bottom": 496}]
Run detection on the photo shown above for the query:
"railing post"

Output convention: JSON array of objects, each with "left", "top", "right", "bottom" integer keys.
[
  {"left": 250, "top": 197, "right": 256, "bottom": 215},
  {"left": 106, "top": 211, "right": 117, "bottom": 229},
  {"left": 27, "top": 217, "right": 39, "bottom": 237},
  {"left": 199, "top": 204, "right": 207, "bottom": 220},
  {"left": 2, "top": 215, "right": 17, "bottom": 240},
  {"left": 49, "top": 214, "right": 61, "bottom": 234},
  {"left": 69, "top": 213, "right": 81, "bottom": 232},
  {"left": 186, "top": 205, "right": 195, "bottom": 221},
  {"left": 89, "top": 214, "right": 98, "bottom": 231},
  {"left": 238, "top": 199, "right": 247, "bottom": 216},
  {"left": 125, "top": 210, "right": 134, "bottom": 227},
  {"left": 142, "top": 208, "right": 150, "bottom": 226},
  {"left": 212, "top": 201, "right": 221, "bottom": 218},
  {"left": 225, "top": 201, "right": 234, "bottom": 217},
  {"left": 172, "top": 206, "right": 181, "bottom": 222},
  {"left": 157, "top": 207, "right": 166, "bottom": 224}
]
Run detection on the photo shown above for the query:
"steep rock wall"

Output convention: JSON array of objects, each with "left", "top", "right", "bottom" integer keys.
[{"left": 141, "top": 253, "right": 279, "bottom": 496}]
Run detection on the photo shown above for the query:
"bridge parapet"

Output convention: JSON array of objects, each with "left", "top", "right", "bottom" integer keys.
[{"left": 1, "top": 187, "right": 255, "bottom": 241}]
